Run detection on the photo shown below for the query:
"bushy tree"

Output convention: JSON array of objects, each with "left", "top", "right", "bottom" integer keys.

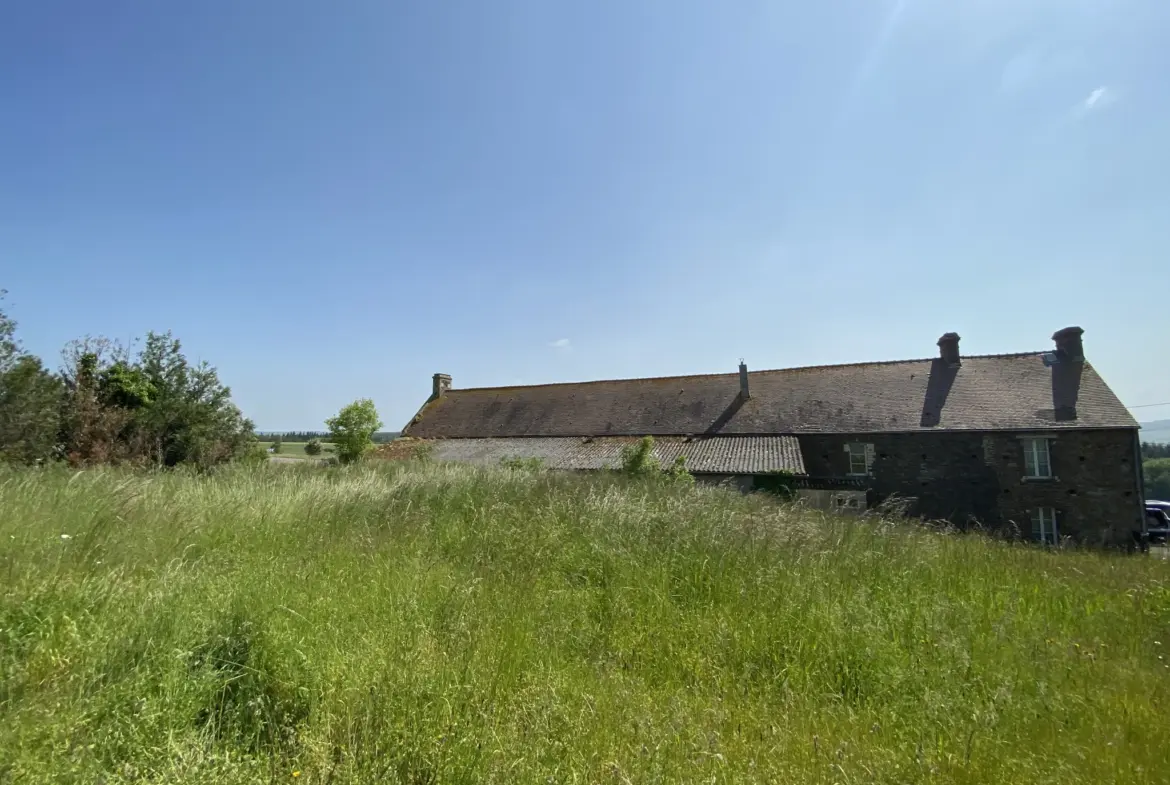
[
  {"left": 0, "top": 355, "right": 62, "bottom": 464},
  {"left": 0, "top": 290, "right": 18, "bottom": 375},
  {"left": 304, "top": 438, "right": 323, "bottom": 456},
  {"left": 271, "top": 436, "right": 283, "bottom": 454},
  {"left": 665, "top": 455, "right": 694, "bottom": 486},
  {"left": 60, "top": 339, "right": 139, "bottom": 465},
  {"left": 134, "top": 332, "right": 255, "bottom": 468},
  {"left": 326, "top": 399, "right": 382, "bottom": 464},
  {"left": 0, "top": 291, "right": 254, "bottom": 469},
  {"left": 0, "top": 293, "right": 63, "bottom": 464},
  {"left": 619, "top": 436, "right": 660, "bottom": 476},
  {"left": 618, "top": 436, "right": 692, "bottom": 485}
]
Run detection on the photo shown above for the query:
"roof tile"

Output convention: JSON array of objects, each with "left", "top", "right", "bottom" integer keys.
[
  {"left": 405, "top": 354, "right": 1135, "bottom": 438},
  {"left": 428, "top": 436, "right": 807, "bottom": 475}
]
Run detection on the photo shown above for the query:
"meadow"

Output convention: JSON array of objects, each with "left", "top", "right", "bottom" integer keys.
[
  {"left": 257, "top": 442, "right": 324, "bottom": 459},
  {"left": 2, "top": 462, "right": 1169, "bottom": 783}
]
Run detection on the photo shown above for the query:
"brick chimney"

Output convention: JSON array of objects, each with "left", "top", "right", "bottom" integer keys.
[
  {"left": 1052, "top": 326, "right": 1084, "bottom": 362},
  {"left": 739, "top": 360, "right": 750, "bottom": 399},
  {"left": 937, "top": 332, "right": 961, "bottom": 367},
  {"left": 432, "top": 373, "right": 452, "bottom": 400}
]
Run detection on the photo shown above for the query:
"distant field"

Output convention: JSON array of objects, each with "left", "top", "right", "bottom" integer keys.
[
  {"left": 257, "top": 441, "right": 332, "bottom": 459},
  {"left": 2, "top": 463, "right": 1169, "bottom": 782}
]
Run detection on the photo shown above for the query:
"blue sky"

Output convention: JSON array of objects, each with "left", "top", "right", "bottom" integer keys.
[{"left": 2, "top": 0, "right": 1168, "bottom": 431}]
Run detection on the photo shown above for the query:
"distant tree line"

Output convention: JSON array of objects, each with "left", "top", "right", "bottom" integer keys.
[
  {"left": 1141, "top": 443, "right": 1170, "bottom": 500},
  {"left": 258, "top": 431, "right": 331, "bottom": 442},
  {"left": 1141, "top": 442, "right": 1170, "bottom": 460},
  {"left": 257, "top": 430, "right": 399, "bottom": 444},
  {"left": 1145, "top": 459, "right": 1170, "bottom": 501},
  {"left": 0, "top": 290, "right": 255, "bottom": 468}
]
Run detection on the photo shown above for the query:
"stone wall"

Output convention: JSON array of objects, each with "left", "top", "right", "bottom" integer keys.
[{"left": 796, "top": 429, "right": 1142, "bottom": 545}]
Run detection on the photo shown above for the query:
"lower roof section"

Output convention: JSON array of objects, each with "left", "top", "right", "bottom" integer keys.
[{"left": 427, "top": 435, "right": 806, "bottom": 475}]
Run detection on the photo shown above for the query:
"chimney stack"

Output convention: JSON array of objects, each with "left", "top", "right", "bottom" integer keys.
[
  {"left": 1052, "top": 326, "right": 1084, "bottom": 362},
  {"left": 937, "top": 332, "right": 961, "bottom": 367},
  {"left": 432, "top": 373, "right": 452, "bottom": 400},
  {"left": 738, "top": 360, "right": 750, "bottom": 399}
]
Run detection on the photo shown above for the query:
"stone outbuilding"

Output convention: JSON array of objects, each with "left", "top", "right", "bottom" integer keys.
[{"left": 402, "top": 327, "right": 1143, "bottom": 545}]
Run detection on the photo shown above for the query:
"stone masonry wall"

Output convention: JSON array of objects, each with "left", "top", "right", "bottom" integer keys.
[{"left": 796, "top": 429, "right": 1142, "bottom": 545}]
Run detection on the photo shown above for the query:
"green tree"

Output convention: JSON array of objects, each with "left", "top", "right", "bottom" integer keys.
[
  {"left": 59, "top": 340, "right": 138, "bottom": 465},
  {"left": 326, "top": 399, "right": 382, "bottom": 464},
  {"left": 0, "top": 290, "right": 19, "bottom": 374},
  {"left": 619, "top": 436, "right": 660, "bottom": 476},
  {"left": 0, "top": 294, "right": 63, "bottom": 464},
  {"left": 1145, "top": 459, "right": 1170, "bottom": 500},
  {"left": 0, "top": 355, "right": 62, "bottom": 464},
  {"left": 133, "top": 332, "right": 256, "bottom": 468},
  {"left": 665, "top": 454, "right": 694, "bottom": 486},
  {"left": 304, "top": 438, "right": 323, "bottom": 456}
]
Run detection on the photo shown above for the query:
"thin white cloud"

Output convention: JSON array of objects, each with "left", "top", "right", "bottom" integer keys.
[
  {"left": 548, "top": 338, "right": 571, "bottom": 351},
  {"left": 1081, "top": 85, "right": 1114, "bottom": 112}
]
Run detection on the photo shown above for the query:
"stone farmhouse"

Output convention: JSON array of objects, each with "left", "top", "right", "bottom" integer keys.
[{"left": 401, "top": 327, "right": 1143, "bottom": 545}]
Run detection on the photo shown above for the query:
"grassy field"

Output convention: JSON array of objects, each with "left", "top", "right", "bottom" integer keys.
[
  {"left": 257, "top": 441, "right": 332, "bottom": 459},
  {"left": 2, "top": 463, "right": 1169, "bottom": 783}
]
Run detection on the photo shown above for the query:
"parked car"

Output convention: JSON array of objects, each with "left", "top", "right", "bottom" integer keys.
[{"left": 1145, "top": 505, "right": 1170, "bottom": 546}]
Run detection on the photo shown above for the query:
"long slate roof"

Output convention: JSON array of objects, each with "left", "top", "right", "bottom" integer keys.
[
  {"left": 427, "top": 436, "right": 806, "bottom": 474},
  {"left": 403, "top": 353, "right": 1136, "bottom": 439}
]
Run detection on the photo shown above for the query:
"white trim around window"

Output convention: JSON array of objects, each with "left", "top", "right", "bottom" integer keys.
[
  {"left": 846, "top": 442, "right": 875, "bottom": 476},
  {"left": 1031, "top": 507, "right": 1059, "bottom": 545},
  {"left": 1021, "top": 437, "right": 1053, "bottom": 479}
]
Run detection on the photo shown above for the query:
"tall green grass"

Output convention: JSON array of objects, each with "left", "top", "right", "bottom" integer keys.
[{"left": 2, "top": 463, "right": 1168, "bottom": 783}]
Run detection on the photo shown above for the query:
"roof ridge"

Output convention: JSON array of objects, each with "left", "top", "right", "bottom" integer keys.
[{"left": 449, "top": 351, "right": 1047, "bottom": 393}]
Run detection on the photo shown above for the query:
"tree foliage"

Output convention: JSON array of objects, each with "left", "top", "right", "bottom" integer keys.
[
  {"left": 326, "top": 399, "right": 382, "bottom": 464},
  {"left": 303, "top": 438, "right": 323, "bottom": 456},
  {"left": 1145, "top": 459, "right": 1170, "bottom": 501},
  {"left": 0, "top": 292, "right": 254, "bottom": 469},
  {"left": 619, "top": 436, "right": 660, "bottom": 476},
  {"left": 0, "top": 293, "right": 63, "bottom": 463},
  {"left": 618, "top": 436, "right": 693, "bottom": 485},
  {"left": 1142, "top": 442, "right": 1170, "bottom": 460},
  {"left": 0, "top": 290, "right": 19, "bottom": 375},
  {"left": 755, "top": 470, "right": 798, "bottom": 500},
  {"left": 0, "top": 355, "right": 62, "bottom": 464}
]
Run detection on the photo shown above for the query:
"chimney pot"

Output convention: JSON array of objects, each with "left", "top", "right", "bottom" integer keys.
[
  {"left": 738, "top": 360, "right": 750, "bottom": 400},
  {"left": 432, "top": 373, "right": 452, "bottom": 399},
  {"left": 937, "top": 332, "right": 961, "bottom": 367},
  {"left": 1052, "top": 326, "right": 1084, "bottom": 362}
]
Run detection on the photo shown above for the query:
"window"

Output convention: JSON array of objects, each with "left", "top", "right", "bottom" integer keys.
[
  {"left": 1022, "top": 438, "right": 1052, "bottom": 478},
  {"left": 1031, "top": 507, "right": 1059, "bottom": 544},
  {"left": 846, "top": 443, "right": 875, "bottom": 476}
]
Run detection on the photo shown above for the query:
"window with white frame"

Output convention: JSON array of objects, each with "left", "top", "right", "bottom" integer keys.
[
  {"left": 1022, "top": 438, "right": 1052, "bottom": 478},
  {"left": 846, "top": 443, "right": 875, "bottom": 476},
  {"left": 1031, "top": 507, "right": 1059, "bottom": 544}
]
